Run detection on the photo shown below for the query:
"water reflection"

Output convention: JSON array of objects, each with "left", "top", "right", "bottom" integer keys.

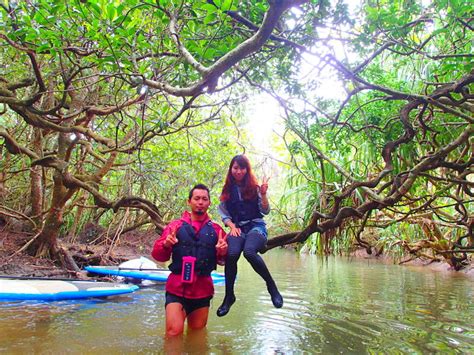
[
  {"left": 0, "top": 250, "right": 473, "bottom": 353},
  {"left": 164, "top": 328, "right": 210, "bottom": 354}
]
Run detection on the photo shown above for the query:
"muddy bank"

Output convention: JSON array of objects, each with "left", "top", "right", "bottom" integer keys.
[
  {"left": 350, "top": 247, "right": 474, "bottom": 278},
  {"left": 0, "top": 230, "right": 159, "bottom": 279}
]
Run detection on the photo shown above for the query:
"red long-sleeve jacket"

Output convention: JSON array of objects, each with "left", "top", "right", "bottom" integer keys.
[{"left": 151, "top": 211, "right": 225, "bottom": 299}]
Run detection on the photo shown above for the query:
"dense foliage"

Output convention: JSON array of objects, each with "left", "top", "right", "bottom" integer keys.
[
  {"left": 267, "top": 0, "right": 473, "bottom": 268},
  {"left": 0, "top": 0, "right": 472, "bottom": 269}
]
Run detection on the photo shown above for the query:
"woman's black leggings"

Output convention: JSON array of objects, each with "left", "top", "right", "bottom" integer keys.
[{"left": 224, "top": 230, "right": 276, "bottom": 296}]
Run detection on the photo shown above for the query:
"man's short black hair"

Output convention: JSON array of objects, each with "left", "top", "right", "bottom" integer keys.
[{"left": 189, "top": 184, "right": 210, "bottom": 200}]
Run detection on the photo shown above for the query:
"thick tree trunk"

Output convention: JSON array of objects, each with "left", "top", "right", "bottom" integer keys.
[
  {"left": 27, "top": 173, "right": 66, "bottom": 258},
  {"left": 26, "top": 174, "right": 81, "bottom": 272},
  {"left": 27, "top": 129, "right": 72, "bottom": 260},
  {"left": 30, "top": 128, "right": 43, "bottom": 230},
  {"left": 28, "top": 208, "right": 61, "bottom": 258}
]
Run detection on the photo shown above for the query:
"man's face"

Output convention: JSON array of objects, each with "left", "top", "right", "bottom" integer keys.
[{"left": 188, "top": 188, "right": 210, "bottom": 215}]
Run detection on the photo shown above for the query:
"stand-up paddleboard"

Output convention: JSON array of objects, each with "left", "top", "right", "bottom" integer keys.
[
  {"left": 0, "top": 278, "right": 139, "bottom": 301},
  {"left": 85, "top": 266, "right": 226, "bottom": 283}
]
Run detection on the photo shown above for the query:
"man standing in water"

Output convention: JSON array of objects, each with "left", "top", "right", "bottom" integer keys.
[{"left": 152, "top": 184, "right": 227, "bottom": 336}]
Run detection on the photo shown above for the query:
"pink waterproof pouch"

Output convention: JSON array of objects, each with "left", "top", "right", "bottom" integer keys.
[{"left": 181, "top": 256, "right": 196, "bottom": 283}]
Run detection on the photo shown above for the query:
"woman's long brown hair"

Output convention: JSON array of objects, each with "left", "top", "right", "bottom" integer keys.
[{"left": 220, "top": 155, "right": 259, "bottom": 201}]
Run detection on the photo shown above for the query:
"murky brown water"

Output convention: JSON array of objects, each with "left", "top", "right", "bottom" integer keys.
[{"left": 1, "top": 249, "right": 473, "bottom": 353}]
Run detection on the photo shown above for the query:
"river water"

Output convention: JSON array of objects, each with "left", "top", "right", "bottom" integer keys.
[{"left": 1, "top": 249, "right": 473, "bottom": 354}]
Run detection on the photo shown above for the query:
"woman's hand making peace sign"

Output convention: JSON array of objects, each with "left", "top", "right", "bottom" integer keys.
[{"left": 260, "top": 176, "right": 270, "bottom": 195}]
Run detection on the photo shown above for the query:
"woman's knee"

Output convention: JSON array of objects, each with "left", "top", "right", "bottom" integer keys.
[
  {"left": 226, "top": 250, "right": 242, "bottom": 262},
  {"left": 243, "top": 248, "right": 259, "bottom": 262},
  {"left": 227, "top": 237, "right": 244, "bottom": 259},
  {"left": 244, "top": 232, "right": 266, "bottom": 252}
]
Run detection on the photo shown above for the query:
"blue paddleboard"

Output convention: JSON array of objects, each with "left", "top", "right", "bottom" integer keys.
[
  {"left": 85, "top": 266, "right": 225, "bottom": 283},
  {"left": 0, "top": 278, "right": 139, "bottom": 301}
]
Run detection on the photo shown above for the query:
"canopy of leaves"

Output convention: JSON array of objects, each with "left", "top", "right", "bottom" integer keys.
[{"left": 0, "top": 0, "right": 472, "bottom": 268}]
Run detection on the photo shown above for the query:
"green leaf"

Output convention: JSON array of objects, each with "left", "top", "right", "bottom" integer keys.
[
  {"left": 107, "top": 4, "right": 116, "bottom": 21},
  {"left": 222, "top": 0, "right": 233, "bottom": 11},
  {"left": 201, "top": 4, "right": 217, "bottom": 14},
  {"left": 89, "top": 3, "right": 101, "bottom": 16},
  {"left": 36, "top": 43, "right": 51, "bottom": 53},
  {"left": 203, "top": 12, "right": 216, "bottom": 25}
]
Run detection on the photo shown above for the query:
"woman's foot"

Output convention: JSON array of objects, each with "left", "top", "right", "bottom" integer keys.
[
  {"left": 216, "top": 295, "right": 236, "bottom": 317},
  {"left": 267, "top": 286, "right": 283, "bottom": 308}
]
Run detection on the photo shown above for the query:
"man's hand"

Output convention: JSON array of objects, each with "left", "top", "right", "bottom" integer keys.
[
  {"left": 163, "top": 226, "right": 178, "bottom": 248},
  {"left": 216, "top": 229, "right": 228, "bottom": 256}
]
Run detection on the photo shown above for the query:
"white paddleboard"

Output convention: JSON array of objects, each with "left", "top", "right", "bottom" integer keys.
[{"left": 0, "top": 278, "right": 139, "bottom": 301}]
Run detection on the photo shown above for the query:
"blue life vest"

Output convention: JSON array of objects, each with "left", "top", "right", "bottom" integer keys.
[
  {"left": 225, "top": 184, "right": 263, "bottom": 225},
  {"left": 169, "top": 221, "right": 218, "bottom": 276}
]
